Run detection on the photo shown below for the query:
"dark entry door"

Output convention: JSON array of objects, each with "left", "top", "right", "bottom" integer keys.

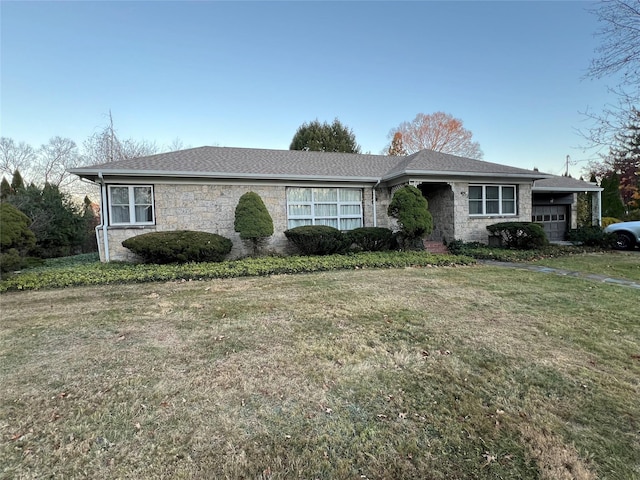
[{"left": 532, "top": 205, "right": 568, "bottom": 241}]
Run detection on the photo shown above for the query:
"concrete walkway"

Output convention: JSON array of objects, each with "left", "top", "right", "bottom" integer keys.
[{"left": 479, "top": 260, "right": 640, "bottom": 290}]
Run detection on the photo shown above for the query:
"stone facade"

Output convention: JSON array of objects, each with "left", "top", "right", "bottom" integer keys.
[
  {"left": 97, "top": 180, "right": 536, "bottom": 262},
  {"left": 99, "top": 182, "right": 385, "bottom": 262},
  {"left": 452, "top": 182, "right": 533, "bottom": 243}
]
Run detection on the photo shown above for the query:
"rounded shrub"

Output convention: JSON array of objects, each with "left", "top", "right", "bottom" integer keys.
[
  {"left": 347, "top": 227, "right": 394, "bottom": 251},
  {"left": 486, "top": 222, "right": 548, "bottom": 250},
  {"left": 387, "top": 185, "right": 433, "bottom": 250},
  {"left": 284, "top": 225, "right": 348, "bottom": 256},
  {"left": 122, "top": 230, "right": 232, "bottom": 264}
]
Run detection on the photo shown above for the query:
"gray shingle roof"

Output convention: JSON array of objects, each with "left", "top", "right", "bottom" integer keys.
[
  {"left": 533, "top": 176, "right": 602, "bottom": 191},
  {"left": 390, "top": 149, "right": 548, "bottom": 178},
  {"left": 71, "top": 146, "right": 396, "bottom": 181},
  {"left": 70, "top": 145, "right": 549, "bottom": 182}
]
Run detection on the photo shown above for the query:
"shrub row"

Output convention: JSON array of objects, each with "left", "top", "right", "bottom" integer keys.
[
  {"left": 0, "top": 251, "right": 476, "bottom": 292},
  {"left": 119, "top": 226, "right": 398, "bottom": 264},
  {"left": 284, "top": 226, "right": 397, "bottom": 256}
]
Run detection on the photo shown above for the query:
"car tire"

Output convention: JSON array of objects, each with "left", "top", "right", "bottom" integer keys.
[{"left": 614, "top": 232, "right": 634, "bottom": 250}]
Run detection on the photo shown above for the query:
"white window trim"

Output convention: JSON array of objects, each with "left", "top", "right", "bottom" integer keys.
[
  {"left": 286, "top": 187, "right": 363, "bottom": 230},
  {"left": 468, "top": 184, "right": 517, "bottom": 216},
  {"left": 108, "top": 185, "right": 155, "bottom": 226}
]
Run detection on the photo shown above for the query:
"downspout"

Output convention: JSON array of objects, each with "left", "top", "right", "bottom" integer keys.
[
  {"left": 97, "top": 172, "right": 110, "bottom": 262},
  {"left": 372, "top": 179, "right": 381, "bottom": 227},
  {"left": 597, "top": 189, "right": 602, "bottom": 226}
]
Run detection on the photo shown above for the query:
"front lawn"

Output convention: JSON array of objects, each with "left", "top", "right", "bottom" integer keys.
[
  {"left": 531, "top": 250, "right": 640, "bottom": 282},
  {"left": 1, "top": 266, "right": 638, "bottom": 479}
]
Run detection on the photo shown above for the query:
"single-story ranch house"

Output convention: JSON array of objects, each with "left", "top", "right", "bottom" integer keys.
[{"left": 69, "top": 146, "right": 602, "bottom": 262}]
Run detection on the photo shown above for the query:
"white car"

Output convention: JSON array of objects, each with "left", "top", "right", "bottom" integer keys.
[{"left": 604, "top": 221, "right": 640, "bottom": 250}]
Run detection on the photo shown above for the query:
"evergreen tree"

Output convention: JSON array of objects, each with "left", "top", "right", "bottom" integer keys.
[
  {"left": 11, "top": 170, "right": 24, "bottom": 191},
  {"left": 387, "top": 185, "right": 433, "bottom": 250},
  {"left": 0, "top": 202, "right": 36, "bottom": 275},
  {"left": 234, "top": 191, "right": 274, "bottom": 256},
  {"left": 1, "top": 177, "right": 11, "bottom": 199},
  {"left": 601, "top": 172, "right": 626, "bottom": 218},
  {"left": 7, "top": 183, "right": 87, "bottom": 258},
  {"left": 290, "top": 119, "right": 360, "bottom": 153}
]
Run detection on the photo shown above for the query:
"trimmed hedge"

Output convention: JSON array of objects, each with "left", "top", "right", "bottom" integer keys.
[
  {"left": 122, "top": 230, "right": 232, "bottom": 264},
  {"left": 284, "top": 225, "right": 349, "bottom": 256},
  {"left": 347, "top": 227, "right": 395, "bottom": 252},
  {"left": 486, "top": 222, "right": 548, "bottom": 250}
]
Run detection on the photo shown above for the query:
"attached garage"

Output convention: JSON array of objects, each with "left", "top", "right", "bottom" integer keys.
[
  {"left": 532, "top": 177, "right": 602, "bottom": 242},
  {"left": 532, "top": 204, "right": 569, "bottom": 241}
]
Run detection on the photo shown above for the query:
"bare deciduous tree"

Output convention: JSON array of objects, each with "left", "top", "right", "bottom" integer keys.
[
  {"left": 36, "top": 136, "right": 81, "bottom": 188},
  {"left": 581, "top": 1, "right": 640, "bottom": 154},
  {"left": 164, "top": 137, "right": 191, "bottom": 152},
  {"left": 0, "top": 137, "right": 37, "bottom": 180},
  {"left": 83, "top": 111, "right": 158, "bottom": 165},
  {"left": 388, "top": 112, "right": 483, "bottom": 159},
  {"left": 586, "top": 0, "right": 640, "bottom": 92},
  {"left": 386, "top": 112, "right": 483, "bottom": 159}
]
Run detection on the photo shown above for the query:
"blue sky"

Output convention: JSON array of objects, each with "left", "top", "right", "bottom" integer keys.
[{"left": 1, "top": 1, "right": 615, "bottom": 177}]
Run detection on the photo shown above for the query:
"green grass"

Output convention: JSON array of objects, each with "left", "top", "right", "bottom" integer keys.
[
  {"left": 531, "top": 250, "right": 640, "bottom": 282},
  {"left": 1, "top": 265, "right": 638, "bottom": 479}
]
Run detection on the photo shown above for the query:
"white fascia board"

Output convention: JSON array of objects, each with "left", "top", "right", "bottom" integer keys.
[
  {"left": 532, "top": 186, "right": 603, "bottom": 193},
  {"left": 68, "top": 169, "right": 382, "bottom": 184},
  {"left": 383, "top": 170, "right": 550, "bottom": 182}
]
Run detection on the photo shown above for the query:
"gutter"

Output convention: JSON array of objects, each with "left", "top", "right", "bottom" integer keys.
[
  {"left": 97, "top": 171, "right": 110, "bottom": 262},
  {"left": 68, "top": 168, "right": 383, "bottom": 184},
  {"left": 383, "top": 170, "right": 552, "bottom": 183}
]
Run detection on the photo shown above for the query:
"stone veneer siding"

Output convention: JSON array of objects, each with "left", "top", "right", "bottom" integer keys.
[
  {"left": 98, "top": 182, "right": 381, "bottom": 262},
  {"left": 96, "top": 181, "right": 535, "bottom": 262},
  {"left": 452, "top": 182, "right": 533, "bottom": 242}
]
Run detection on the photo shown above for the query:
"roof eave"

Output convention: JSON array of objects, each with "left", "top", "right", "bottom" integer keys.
[
  {"left": 532, "top": 186, "right": 603, "bottom": 192},
  {"left": 68, "top": 168, "right": 382, "bottom": 183},
  {"left": 383, "top": 170, "right": 551, "bottom": 182}
]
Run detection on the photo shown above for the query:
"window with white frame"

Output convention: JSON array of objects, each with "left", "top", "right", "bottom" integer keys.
[
  {"left": 468, "top": 185, "right": 516, "bottom": 216},
  {"left": 108, "top": 185, "right": 155, "bottom": 225},
  {"left": 287, "top": 187, "right": 363, "bottom": 230}
]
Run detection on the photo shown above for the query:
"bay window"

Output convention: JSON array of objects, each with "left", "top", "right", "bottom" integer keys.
[
  {"left": 108, "top": 185, "right": 155, "bottom": 225},
  {"left": 287, "top": 187, "right": 363, "bottom": 230}
]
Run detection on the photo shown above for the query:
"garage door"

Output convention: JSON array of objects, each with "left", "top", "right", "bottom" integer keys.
[{"left": 532, "top": 205, "right": 568, "bottom": 241}]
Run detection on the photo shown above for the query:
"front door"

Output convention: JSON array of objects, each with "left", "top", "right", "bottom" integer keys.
[{"left": 532, "top": 205, "right": 568, "bottom": 242}]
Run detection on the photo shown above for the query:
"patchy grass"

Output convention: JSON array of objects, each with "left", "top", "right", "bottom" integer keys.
[
  {"left": 531, "top": 251, "right": 640, "bottom": 282},
  {"left": 1, "top": 266, "right": 638, "bottom": 479}
]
